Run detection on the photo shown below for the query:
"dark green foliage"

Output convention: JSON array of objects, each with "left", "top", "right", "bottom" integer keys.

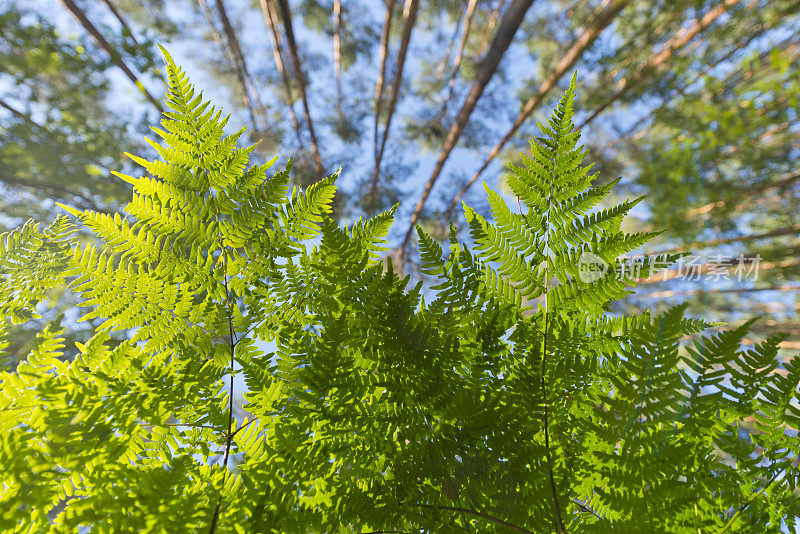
[
  {"left": 1, "top": 54, "right": 798, "bottom": 533},
  {"left": 0, "top": 6, "right": 140, "bottom": 221}
]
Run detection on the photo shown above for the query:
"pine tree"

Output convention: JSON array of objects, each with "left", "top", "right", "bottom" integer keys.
[{"left": 1, "top": 53, "right": 798, "bottom": 533}]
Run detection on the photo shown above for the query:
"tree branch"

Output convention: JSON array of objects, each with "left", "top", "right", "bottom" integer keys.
[
  {"left": 333, "top": 0, "right": 343, "bottom": 118},
  {"left": 372, "top": 0, "right": 395, "bottom": 169},
  {"left": 477, "top": 0, "right": 507, "bottom": 56},
  {"left": 578, "top": 0, "right": 746, "bottom": 130},
  {"left": 437, "top": 0, "right": 479, "bottom": 119},
  {"left": 99, "top": 0, "right": 165, "bottom": 82},
  {"left": 599, "top": 26, "right": 792, "bottom": 154},
  {"left": 214, "top": 0, "right": 275, "bottom": 142},
  {"left": 58, "top": 0, "right": 163, "bottom": 113},
  {"left": 197, "top": 0, "right": 261, "bottom": 133}
]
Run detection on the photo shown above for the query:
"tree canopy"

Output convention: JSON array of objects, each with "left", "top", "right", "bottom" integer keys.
[
  {"left": 1, "top": 52, "right": 798, "bottom": 532},
  {"left": 1, "top": 0, "right": 798, "bottom": 350}
]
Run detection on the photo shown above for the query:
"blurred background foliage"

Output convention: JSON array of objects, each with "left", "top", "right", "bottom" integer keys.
[{"left": 1, "top": 0, "right": 798, "bottom": 362}]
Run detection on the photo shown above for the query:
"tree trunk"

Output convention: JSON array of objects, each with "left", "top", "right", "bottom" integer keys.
[
  {"left": 368, "top": 0, "right": 419, "bottom": 210},
  {"left": 477, "top": 0, "right": 507, "bottom": 56},
  {"left": 373, "top": 0, "right": 395, "bottom": 162},
  {"left": 58, "top": 0, "right": 163, "bottom": 113},
  {"left": 578, "top": 0, "right": 745, "bottom": 130},
  {"left": 197, "top": 0, "right": 261, "bottom": 136},
  {"left": 444, "top": 0, "right": 629, "bottom": 223},
  {"left": 433, "top": 6, "right": 465, "bottom": 83},
  {"left": 398, "top": 0, "right": 534, "bottom": 261},
  {"left": 215, "top": 0, "right": 274, "bottom": 141},
  {"left": 274, "top": 0, "right": 325, "bottom": 176},
  {"left": 258, "top": 0, "right": 303, "bottom": 145},
  {"left": 99, "top": 0, "right": 165, "bottom": 82},
  {"left": 438, "top": 0, "right": 480, "bottom": 118},
  {"left": 333, "top": 0, "right": 343, "bottom": 118}
]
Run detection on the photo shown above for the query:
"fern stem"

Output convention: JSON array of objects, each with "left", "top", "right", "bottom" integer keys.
[
  {"left": 207, "top": 501, "right": 222, "bottom": 534},
  {"left": 413, "top": 504, "right": 534, "bottom": 533},
  {"left": 209, "top": 239, "right": 238, "bottom": 534},
  {"left": 229, "top": 417, "right": 256, "bottom": 439},
  {"left": 571, "top": 498, "right": 601, "bottom": 520},
  {"left": 716, "top": 451, "right": 800, "bottom": 534},
  {"left": 419, "top": 411, "right": 473, "bottom": 532},
  {"left": 542, "top": 167, "right": 566, "bottom": 533}
]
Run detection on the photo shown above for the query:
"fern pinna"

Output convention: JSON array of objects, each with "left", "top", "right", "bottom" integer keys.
[{"left": 1, "top": 54, "right": 798, "bottom": 533}]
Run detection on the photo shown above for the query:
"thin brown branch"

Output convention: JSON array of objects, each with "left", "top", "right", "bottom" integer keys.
[
  {"left": 228, "top": 417, "right": 257, "bottom": 439},
  {"left": 578, "top": 0, "right": 746, "bottom": 130},
  {"left": 373, "top": 0, "right": 395, "bottom": 166},
  {"left": 58, "top": 0, "right": 163, "bottom": 113},
  {"left": 433, "top": 5, "right": 465, "bottom": 83},
  {"left": 477, "top": 0, "right": 507, "bottom": 56},
  {"left": 438, "top": 0, "right": 480, "bottom": 118},
  {"left": 197, "top": 0, "right": 261, "bottom": 133},
  {"left": 369, "top": 0, "right": 420, "bottom": 211},
  {"left": 608, "top": 0, "right": 690, "bottom": 75},
  {"left": 98, "top": 0, "right": 165, "bottom": 82},
  {"left": 0, "top": 98, "right": 25, "bottom": 119},
  {"left": 572, "top": 498, "right": 602, "bottom": 520}
]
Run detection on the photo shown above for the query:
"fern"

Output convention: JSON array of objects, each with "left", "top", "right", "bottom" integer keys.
[{"left": 1, "top": 56, "right": 798, "bottom": 533}]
